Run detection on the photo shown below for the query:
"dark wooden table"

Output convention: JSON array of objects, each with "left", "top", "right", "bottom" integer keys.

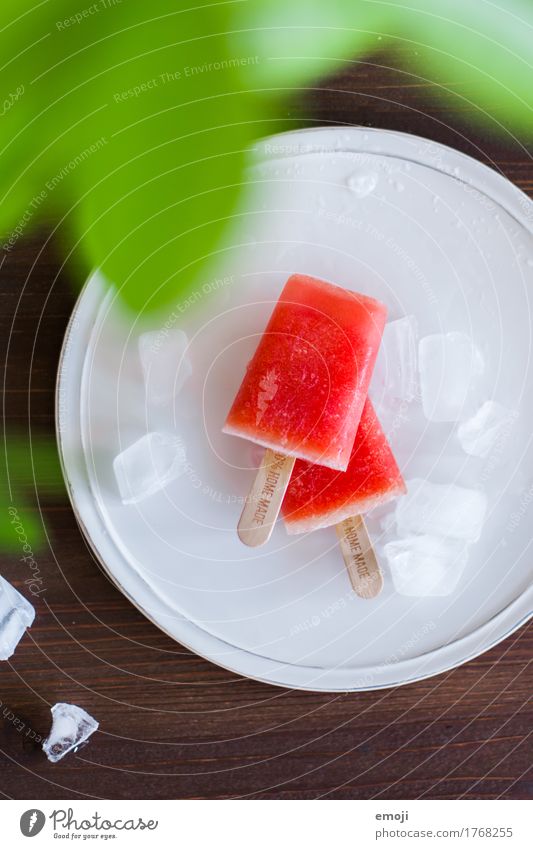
[{"left": 1, "top": 50, "right": 532, "bottom": 800}]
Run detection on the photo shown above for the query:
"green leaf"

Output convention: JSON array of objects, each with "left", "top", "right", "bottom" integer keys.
[
  {"left": 0, "top": 433, "right": 64, "bottom": 550},
  {"left": 0, "top": 499, "right": 44, "bottom": 552},
  {"left": 1, "top": 1, "right": 531, "bottom": 319},
  {"left": 401, "top": 0, "right": 533, "bottom": 136},
  {"left": 229, "top": 0, "right": 393, "bottom": 88},
  {"left": 0, "top": 1, "right": 273, "bottom": 313}
]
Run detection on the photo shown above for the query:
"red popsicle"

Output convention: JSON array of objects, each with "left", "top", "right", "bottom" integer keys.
[
  {"left": 224, "top": 274, "right": 387, "bottom": 547},
  {"left": 282, "top": 399, "right": 406, "bottom": 533},
  {"left": 282, "top": 400, "right": 406, "bottom": 597},
  {"left": 224, "top": 274, "right": 387, "bottom": 472}
]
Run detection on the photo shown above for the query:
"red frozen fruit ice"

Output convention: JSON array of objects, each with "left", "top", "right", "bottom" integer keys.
[
  {"left": 282, "top": 399, "right": 406, "bottom": 533},
  {"left": 223, "top": 274, "right": 387, "bottom": 471}
]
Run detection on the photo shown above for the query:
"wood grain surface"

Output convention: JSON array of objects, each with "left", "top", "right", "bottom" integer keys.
[{"left": 1, "top": 51, "right": 531, "bottom": 800}]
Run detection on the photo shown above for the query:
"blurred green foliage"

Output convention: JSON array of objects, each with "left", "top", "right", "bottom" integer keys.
[
  {"left": 1, "top": 0, "right": 532, "bottom": 550},
  {"left": 1, "top": 0, "right": 532, "bottom": 314},
  {"left": 0, "top": 0, "right": 274, "bottom": 315},
  {"left": 1, "top": 436, "right": 64, "bottom": 551}
]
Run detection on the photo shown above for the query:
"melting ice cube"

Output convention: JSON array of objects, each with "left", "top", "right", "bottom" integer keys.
[
  {"left": 457, "top": 400, "right": 517, "bottom": 459},
  {"left": 113, "top": 432, "right": 186, "bottom": 504},
  {"left": 419, "top": 332, "right": 484, "bottom": 422},
  {"left": 396, "top": 478, "right": 487, "bottom": 542},
  {"left": 43, "top": 703, "right": 99, "bottom": 763},
  {"left": 372, "top": 315, "right": 418, "bottom": 403},
  {"left": 138, "top": 329, "right": 192, "bottom": 407},
  {"left": 0, "top": 575, "right": 35, "bottom": 661},
  {"left": 385, "top": 534, "right": 469, "bottom": 597}
]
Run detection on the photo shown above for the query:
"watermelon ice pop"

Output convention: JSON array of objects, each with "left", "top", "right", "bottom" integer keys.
[
  {"left": 282, "top": 400, "right": 406, "bottom": 597},
  {"left": 282, "top": 399, "right": 405, "bottom": 534},
  {"left": 224, "top": 274, "right": 387, "bottom": 471},
  {"left": 224, "top": 274, "right": 387, "bottom": 547}
]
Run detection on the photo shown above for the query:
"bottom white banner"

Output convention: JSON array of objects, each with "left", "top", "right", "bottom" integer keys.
[{"left": 2, "top": 799, "right": 530, "bottom": 848}]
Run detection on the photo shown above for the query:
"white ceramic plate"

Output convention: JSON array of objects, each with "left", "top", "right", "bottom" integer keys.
[{"left": 57, "top": 127, "right": 533, "bottom": 691}]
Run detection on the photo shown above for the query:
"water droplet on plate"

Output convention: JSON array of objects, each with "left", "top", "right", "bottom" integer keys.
[{"left": 345, "top": 171, "right": 378, "bottom": 198}]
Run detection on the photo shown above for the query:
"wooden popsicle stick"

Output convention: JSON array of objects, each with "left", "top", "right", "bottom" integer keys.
[
  {"left": 335, "top": 515, "right": 383, "bottom": 599},
  {"left": 238, "top": 449, "right": 296, "bottom": 547}
]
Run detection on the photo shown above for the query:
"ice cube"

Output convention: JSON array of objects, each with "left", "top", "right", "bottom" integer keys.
[
  {"left": 345, "top": 171, "right": 378, "bottom": 197},
  {"left": 138, "top": 329, "right": 192, "bottom": 407},
  {"left": 384, "top": 534, "right": 469, "bottom": 597},
  {"left": 113, "top": 432, "right": 186, "bottom": 504},
  {"left": 457, "top": 401, "right": 517, "bottom": 458},
  {"left": 419, "top": 332, "right": 484, "bottom": 421},
  {"left": 372, "top": 315, "right": 418, "bottom": 403},
  {"left": 0, "top": 575, "right": 35, "bottom": 661},
  {"left": 43, "top": 703, "right": 99, "bottom": 763},
  {"left": 396, "top": 478, "right": 487, "bottom": 541}
]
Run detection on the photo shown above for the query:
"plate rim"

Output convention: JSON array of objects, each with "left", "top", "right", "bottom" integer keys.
[{"left": 55, "top": 126, "right": 533, "bottom": 692}]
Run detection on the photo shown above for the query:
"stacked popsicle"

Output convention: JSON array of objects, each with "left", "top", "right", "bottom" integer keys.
[{"left": 223, "top": 273, "right": 406, "bottom": 597}]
